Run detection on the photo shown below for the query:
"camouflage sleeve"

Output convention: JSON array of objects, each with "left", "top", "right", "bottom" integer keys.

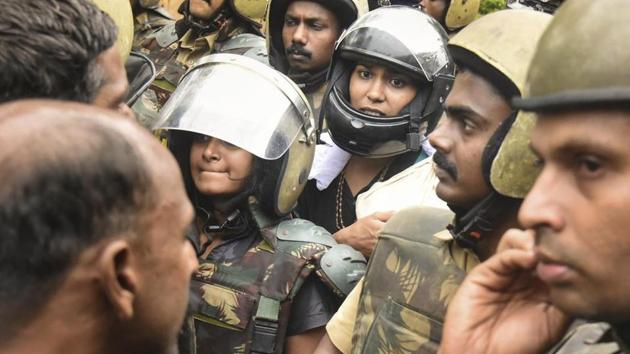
[
  {"left": 326, "top": 278, "right": 364, "bottom": 354},
  {"left": 287, "top": 273, "right": 341, "bottom": 336}
]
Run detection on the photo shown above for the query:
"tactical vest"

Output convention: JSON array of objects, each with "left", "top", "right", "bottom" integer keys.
[
  {"left": 550, "top": 322, "right": 623, "bottom": 354},
  {"left": 350, "top": 206, "right": 477, "bottom": 354},
  {"left": 183, "top": 218, "right": 338, "bottom": 354}
]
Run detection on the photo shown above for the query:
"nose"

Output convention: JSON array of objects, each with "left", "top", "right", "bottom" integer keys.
[
  {"left": 419, "top": 0, "right": 427, "bottom": 9},
  {"left": 292, "top": 22, "right": 307, "bottom": 45},
  {"left": 518, "top": 165, "right": 566, "bottom": 232},
  {"left": 366, "top": 79, "right": 386, "bottom": 103},
  {"left": 428, "top": 114, "right": 453, "bottom": 154},
  {"left": 202, "top": 138, "right": 222, "bottom": 162},
  {"left": 185, "top": 241, "right": 199, "bottom": 275}
]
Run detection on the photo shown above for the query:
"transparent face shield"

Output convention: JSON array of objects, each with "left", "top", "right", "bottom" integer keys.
[
  {"left": 336, "top": 6, "right": 451, "bottom": 82},
  {"left": 154, "top": 54, "right": 314, "bottom": 160}
]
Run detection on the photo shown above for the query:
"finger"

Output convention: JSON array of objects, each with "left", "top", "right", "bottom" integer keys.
[
  {"left": 471, "top": 248, "right": 537, "bottom": 291},
  {"left": 497, "top": 229, "right": 535, "bottom": 253},
  {"left": 372, "top": 211, "right": 395, "bottom": 222}
]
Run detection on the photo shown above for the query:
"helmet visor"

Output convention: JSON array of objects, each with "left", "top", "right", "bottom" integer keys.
[
  {"left": 337, "top": 6, "right": 451, "bottom": 81},
  {"left": 154, "top": 54, "right": 312, "bottom": 160}
]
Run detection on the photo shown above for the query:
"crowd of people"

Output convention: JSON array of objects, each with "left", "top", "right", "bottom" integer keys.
[{"left": 1, "top": 0, "right": 629, "bottom": 354}]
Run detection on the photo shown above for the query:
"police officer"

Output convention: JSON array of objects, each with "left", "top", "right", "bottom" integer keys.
[
  {"left": 130, "top": 0, "right": 177, "bottom": 50},
  {"left": 314, "top": 9, "right": 552, "bottom": 354},
  {"left": 265, "top": 0, "right": 366, "bottom": 117},
  {"left": 439, "top": 0, "right": 630, "bottom": 353},
  {"left": 153, "top": 54, "right": 366, "bottom": 354},
  {"left": 133, "top": 0, "right": 267, "bottom": 127}
]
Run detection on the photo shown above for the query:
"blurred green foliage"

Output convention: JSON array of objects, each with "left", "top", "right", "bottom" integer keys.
[{"left": 479, "top": 0, "right": 507, "bottom": 14}]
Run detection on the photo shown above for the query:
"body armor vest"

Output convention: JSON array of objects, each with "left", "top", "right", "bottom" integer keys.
[
  {"left": 184, "top": 218, "right": 338, "bottom": 354},
  {"left": 350, "top": 206, "right": 476, "bottom": 354}
]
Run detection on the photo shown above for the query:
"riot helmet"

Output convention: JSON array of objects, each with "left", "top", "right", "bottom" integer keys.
[
  {"left": 265, "top": 0, "right": 366, "bottom": 91},
  {"left": 323, "top": 6, "right": 454, "bottom": 158},
  {"left": 418, "top": 0, "right": 480, "bottom": 32},
  {"left": 154, "top": 54, "right": 316, "bottom": 218},
  {"left": 513, "top": 0, "right": 630, "bottom": 113},
  {"left": 444, "top": 9, "right": 552, "bottom": 248},
  {"left": 497, "top": 0, "right": 630, "bottom": 201}
]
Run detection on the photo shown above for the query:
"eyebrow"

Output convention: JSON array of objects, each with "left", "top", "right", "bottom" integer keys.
[
  {"left": 444, "top": 104, "right": 488, "bottom": 124},
  {"left": 531, "top": 138, "right": 618, "bottom": 160},
  {"left": 285, "top": 12, "right": 326, "bottom": 23}
]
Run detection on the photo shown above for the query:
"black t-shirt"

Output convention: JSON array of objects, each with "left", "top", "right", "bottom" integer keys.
[{"left": 295, "top": 151, "right": 419, "bottom": 234}]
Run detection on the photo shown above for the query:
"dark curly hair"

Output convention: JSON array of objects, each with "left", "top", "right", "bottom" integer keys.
[{"left": 0, "top": 0, "right": 118, "bottom": 103}]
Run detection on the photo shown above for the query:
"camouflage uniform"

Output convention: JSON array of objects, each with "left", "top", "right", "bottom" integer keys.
[
  {"left": 132, "top": 5, "right": 175, "bottom": 51},
  {"left": 182, "top": 207, "right": 355, "bottom": 354},
  {"left": 549, "top": 322, "right": 628, "bottom": 354},
  {"left": 133, "top": 10, "right": 258, "bottom": 127},
  {"left": 350, "top": 207, "right": 478, "bottom": 354}
]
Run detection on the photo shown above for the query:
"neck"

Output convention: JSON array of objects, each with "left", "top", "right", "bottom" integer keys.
[
  {"left": 343, "top": 155, "right": 394, "bottom": 196},
  {"left": 2, "top": 274, "right": 116, "bottom": 354},
  {"left": 474, "top": 205, "right": 520, "bottom": 261}
]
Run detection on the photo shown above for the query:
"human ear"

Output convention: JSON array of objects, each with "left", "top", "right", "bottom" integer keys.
[{"left": 97, "top": 240, "right": 139, "bottom": 321}]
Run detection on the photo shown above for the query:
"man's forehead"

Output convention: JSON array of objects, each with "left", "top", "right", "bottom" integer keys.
[
  {"left": 532, "top": 110, "right": 630, "bottom": 154},
  {"left": 286, "top": 0, "right": 335, "bottom": 17}
]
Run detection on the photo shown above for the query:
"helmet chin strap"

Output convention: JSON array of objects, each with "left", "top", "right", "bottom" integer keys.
[{"left": 447, "top": 191, "right": 520, "bottom": 252}]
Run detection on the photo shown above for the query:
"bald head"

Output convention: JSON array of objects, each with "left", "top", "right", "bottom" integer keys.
[{"left": 0, "top": 100, "right": 177, "bottom": 335}]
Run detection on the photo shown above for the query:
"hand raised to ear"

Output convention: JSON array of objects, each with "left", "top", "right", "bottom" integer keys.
[{"left": 438, "top": 229, "right": 571, "bottom": 354}]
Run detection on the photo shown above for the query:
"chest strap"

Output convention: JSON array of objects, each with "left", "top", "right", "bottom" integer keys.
[{"left": 251, "top": 296, "right": 281, "bottom": 354}]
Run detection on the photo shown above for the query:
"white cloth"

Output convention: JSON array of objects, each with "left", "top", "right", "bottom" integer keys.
[
  {"left": 308, "top": 133, "right": 436, "bottom": 191},
  {"left": 308, "top": 133, "right": 351, "bottom": 191}
]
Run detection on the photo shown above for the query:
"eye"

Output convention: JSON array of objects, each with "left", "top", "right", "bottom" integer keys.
[
  {"left": 576, "top": 155, "right": 603, "bottom": 177},
  {"left": 284, "top": 17, "right": 297, "bottom": 26},
  {"left": 193, "top": 134, "right": 211, "bottom": 144},
  {"left": 462, "top": 119, "right": 476, "bottom": 134},
  {"left": 219, "top": 140, "right": 239, "bottom": 149},
  {"left": 358, "top": 69, "right": 372, "bottom": 80},
  {"left": 389, "top": 77, "right": 408, "bottom": 89},
  {"left": 310, "top": 22, "right": 325, "bottom": 30}
]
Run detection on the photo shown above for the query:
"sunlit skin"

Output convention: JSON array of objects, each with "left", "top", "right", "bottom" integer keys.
[
  {"left": 91, "top": 46, "right": 135, "bottom": 119},
  {"left": 189, "top": 0, "right": 225, "bottom": 20},
  {"left": 282, "top": 1, "right": 339, "bottom": 73},
  {"left": 419, "top": 0, "right": 447, "bottom": 23},
  {"left": 189, "top": 135, "right": 253, "bottom": 201},
  {"left": 428, "top": 69, "right": 512, "bottom": 209},
  {"left": 519, "top": 110, "right": 630, "bottom": 322},
  {"left": 349, "top": 63, "right": 418, "bottom": 118}
]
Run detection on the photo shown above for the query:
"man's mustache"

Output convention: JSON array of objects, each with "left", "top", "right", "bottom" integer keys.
[
  {"left": 286, "top": 43, "right": 312, "bottom": 59},
  {"left": 433, "top": 151, "right": 458, "bottom": 180}
]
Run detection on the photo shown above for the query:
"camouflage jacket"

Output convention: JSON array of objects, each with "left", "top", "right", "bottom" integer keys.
[
  {"left": 350, "top": 207, "right": 479, "bottom": 354},
  {"left": 133, "top": 6, "right": 175, "bottom": 51},
  {"left": 182, "top": 217, "right": 340, "bottom": 354},
  {"left": 549, "top": 322, "right": 627, "bottom": 354},
  {"left": 132, "top": 14, "right": 253, "bottom": 127}
]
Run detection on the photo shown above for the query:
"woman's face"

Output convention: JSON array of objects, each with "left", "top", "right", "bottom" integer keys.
[
  {"left": 349, "top": 63, "right": 418, "bottom": 117},
  {"left": 189, "top": 134, "right": 253, "bottom": 197}
]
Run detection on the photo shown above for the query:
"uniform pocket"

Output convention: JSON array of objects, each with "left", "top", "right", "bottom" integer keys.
[
  {"left": 190, "top": 281, "right": 257, "bottom": 331},
  {"left": 362, "top": 297, "right": 442, "bottom": 354}
]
